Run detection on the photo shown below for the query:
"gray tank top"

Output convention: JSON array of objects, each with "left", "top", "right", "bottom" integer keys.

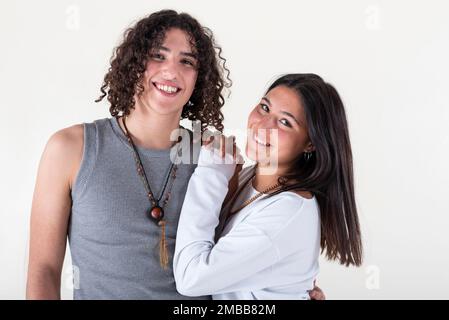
[{"left": 68, "top": 117, "right": 209, "bottom": 300}]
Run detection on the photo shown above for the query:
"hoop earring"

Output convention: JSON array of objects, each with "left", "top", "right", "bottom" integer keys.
[{"left": 304, "top": 151, "right": 312, "bottom": 161}]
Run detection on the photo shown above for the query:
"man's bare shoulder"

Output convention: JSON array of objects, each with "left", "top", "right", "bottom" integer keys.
[
  {"left": 41, "top": 124, "right": 84, "bottom": 185},
  {"left": 48, "top": 124, "right": 84, "bottom": 149}
]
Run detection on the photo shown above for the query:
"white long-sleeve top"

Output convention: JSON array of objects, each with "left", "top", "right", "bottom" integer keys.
[{"left": 173, "top": 146, "right": 321, "bottom": 299}]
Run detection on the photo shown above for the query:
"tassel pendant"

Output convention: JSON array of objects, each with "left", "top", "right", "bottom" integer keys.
[{"left": 159, "top": 220, "right": 169, "bottom": 269}]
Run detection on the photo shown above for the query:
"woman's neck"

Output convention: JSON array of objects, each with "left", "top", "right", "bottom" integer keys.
[
  {"left": 120, "top": 100, "right": 183, "bottom": 150},
  {"left": 252, "top": 164, "right": 288, "bottom": 192},
  {"left": 253, "top": 163, "right": 314, "bottom": 199}
]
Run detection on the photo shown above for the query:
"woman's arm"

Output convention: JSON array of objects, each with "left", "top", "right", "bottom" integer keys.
[
  {"left": 26, "top": 125, "right": 83, "bottom": 299},
  {"left": 173, "top": 145, "right": 319, "bottom": 297}
]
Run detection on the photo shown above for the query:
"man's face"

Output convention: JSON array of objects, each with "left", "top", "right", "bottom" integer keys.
[{"left": 137, "top": 28, "right": 198, "bottom": 116}]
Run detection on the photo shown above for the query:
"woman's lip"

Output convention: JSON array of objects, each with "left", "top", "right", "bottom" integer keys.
[{"left": 252, "top": 132, "right": 271, "bottom": 147}]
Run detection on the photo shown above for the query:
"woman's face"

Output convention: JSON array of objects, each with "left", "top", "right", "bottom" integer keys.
[
  {"left": 246, "top": 85, "right": 314, "bottom": 171},
  {"left": 137, "top": 28, "right": 199, "bottom": 115}
]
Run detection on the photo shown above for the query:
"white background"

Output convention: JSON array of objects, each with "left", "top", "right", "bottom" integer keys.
[{"left": 1, "top": 0, "right": 448, "bottom": 299}]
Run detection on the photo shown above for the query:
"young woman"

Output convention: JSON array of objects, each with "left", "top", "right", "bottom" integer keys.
[{"left": 174, "top": 73, "right": 363, "bottom": 299}]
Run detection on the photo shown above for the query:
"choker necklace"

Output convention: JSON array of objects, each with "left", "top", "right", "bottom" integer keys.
[{"left": 119, "top": 116, "right": 182, "bottom": 269}]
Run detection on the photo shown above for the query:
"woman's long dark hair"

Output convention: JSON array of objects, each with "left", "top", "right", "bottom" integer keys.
[
  {"left": 268, "top": 73, "right": 362, "bottom": 267},
  {"left": 96, "top": 10, "right": 231, "bottom": 132}
]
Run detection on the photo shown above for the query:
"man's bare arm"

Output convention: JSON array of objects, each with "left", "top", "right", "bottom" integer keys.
[{"left": 26, "top": 125, "right": 83, "bottom": 299}]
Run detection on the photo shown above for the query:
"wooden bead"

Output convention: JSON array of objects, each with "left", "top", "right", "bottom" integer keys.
[{"left": 149, "top": 206, "right": 164, "bottom": 222}]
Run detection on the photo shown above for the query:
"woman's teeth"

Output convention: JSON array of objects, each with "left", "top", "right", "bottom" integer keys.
[
  {"left": 254, "top": 134, "right": 270, "bottom": 147},
  {"left": 155, "top": 83, "right": 179, "bottom": 93}
]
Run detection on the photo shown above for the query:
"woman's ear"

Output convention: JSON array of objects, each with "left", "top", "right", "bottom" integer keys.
[{"left": 304, "top": 141, "right": 315, "bottom": 153}]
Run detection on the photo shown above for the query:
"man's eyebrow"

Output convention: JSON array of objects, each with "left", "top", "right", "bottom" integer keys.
[
  {"left": 158, "top": 46, "right": 170, "bottom": 52},
  {"left": 157, "top": 46, "right": 197, "bottom": 59},
  {"left": 181, "top": 51, "right": 197, "bottom": 59}
]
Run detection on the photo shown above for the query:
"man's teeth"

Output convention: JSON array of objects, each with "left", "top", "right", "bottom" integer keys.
[{"left": 156, "top": 83, "right": 178, "bottom": 93}]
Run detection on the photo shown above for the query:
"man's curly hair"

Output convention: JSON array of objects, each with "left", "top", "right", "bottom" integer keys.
[{"left": 96, "top": 10, "right": 231, "bottom": 132}]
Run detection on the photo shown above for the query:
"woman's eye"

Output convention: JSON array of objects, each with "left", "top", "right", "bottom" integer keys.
[
  {"left": 279, "top": 119, "right": 292, "bottom": 127},
  {"left": 260, "top": 104, "right": 269, "bottom": 112}
]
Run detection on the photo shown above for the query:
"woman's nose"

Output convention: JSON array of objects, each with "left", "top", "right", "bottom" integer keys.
[{"left": 258, "top": 115, "right": 277, "bottom": 129}]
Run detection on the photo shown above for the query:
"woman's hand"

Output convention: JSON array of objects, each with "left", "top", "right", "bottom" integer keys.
[
  {"left": 203, "top": 133, "right": 241, "bottom": 162},
  {"left": 309, "top": 280, "right": 326, "bottom": 300},
  {"left": 196, "top": 131, "right": 244, "bottom": 182}
]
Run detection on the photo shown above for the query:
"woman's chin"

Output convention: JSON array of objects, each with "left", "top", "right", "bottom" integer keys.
[{"left": 245, "top": 143, "right": 271, "bottom": 164}]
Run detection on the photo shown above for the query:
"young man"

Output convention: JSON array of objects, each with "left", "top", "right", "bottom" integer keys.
[{"left": 26, "top": 10, "right": 230, "bottom": 300}]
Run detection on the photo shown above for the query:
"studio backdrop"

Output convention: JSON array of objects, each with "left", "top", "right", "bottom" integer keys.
[{"left": 1, "top": 0, "right": 448, "bottom": 299}]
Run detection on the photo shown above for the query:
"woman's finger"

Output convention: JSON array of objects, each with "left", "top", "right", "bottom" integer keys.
[{"left": 220, "top": 135, "right": 226, "bottom": 158}]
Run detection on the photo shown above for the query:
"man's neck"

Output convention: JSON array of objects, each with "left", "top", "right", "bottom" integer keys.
[{"left": 120, "top": 102, "right": 182, "bottom": 150}]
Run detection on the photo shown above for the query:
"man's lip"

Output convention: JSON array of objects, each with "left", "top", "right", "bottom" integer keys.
[
  {"left": 152, "top": 81, "right": 182, "bottom": 90},
  {"left": 151, "top": 82, "right": 183, "bottom": 97}
]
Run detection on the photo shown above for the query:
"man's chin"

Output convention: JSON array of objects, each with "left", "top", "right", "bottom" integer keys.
[{"left": 145, "top": 100, "right": 185, "bottom": 115}]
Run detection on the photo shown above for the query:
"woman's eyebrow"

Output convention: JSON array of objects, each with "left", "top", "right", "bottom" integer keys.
[
  {"left": 281, "top": 111, "right": 302, "bottom": 126},
  {"left": 262, "top": 96, "right": 302, "bottom": 126},
  {"left": 261, "top": 97, "right": 271, "bottom": 105}
]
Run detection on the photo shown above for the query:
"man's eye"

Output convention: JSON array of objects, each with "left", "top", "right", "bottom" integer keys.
[
  {"left": 181, "top": 59, "right": 195, "bottom": 67},
  {"left": 151, "top": 53, "right": 164, "bottom": 60}
]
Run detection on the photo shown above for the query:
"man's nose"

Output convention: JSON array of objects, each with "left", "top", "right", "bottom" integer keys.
[{"left": 160, "top": 59, "right": 178, "bottom": 80}]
